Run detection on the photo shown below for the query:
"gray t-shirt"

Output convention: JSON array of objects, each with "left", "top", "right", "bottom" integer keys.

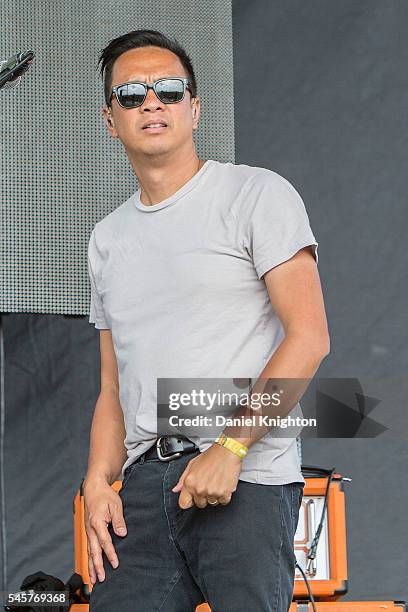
[{"left": 88, "top": 159, "right": 319, "bottom": 485}]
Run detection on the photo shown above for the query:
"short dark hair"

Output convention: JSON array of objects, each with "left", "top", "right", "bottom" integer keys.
[{"left": 98, "top": 29, "right": 198, "bottom": 107}]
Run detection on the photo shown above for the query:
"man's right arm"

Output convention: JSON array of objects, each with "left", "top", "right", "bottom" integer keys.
[{"left": 83, "top": 329, "right": 129, "bottom": 584}]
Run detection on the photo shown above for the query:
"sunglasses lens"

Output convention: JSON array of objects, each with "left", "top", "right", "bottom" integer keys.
[
  {"left": 116, "top": 83, "right": 146, "bottom": 108},
  {"left": 156, "top": 79, "right": 185, "bottom": 103}
]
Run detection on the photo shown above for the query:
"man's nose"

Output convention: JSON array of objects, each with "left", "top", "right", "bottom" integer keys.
[{"left": 142, "top": 86, "right": 164, "bottom": 109}]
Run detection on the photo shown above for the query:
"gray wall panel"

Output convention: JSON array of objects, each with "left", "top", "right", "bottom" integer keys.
[{"left": 233, "top": 0, "right": 407, "bottom": 601}]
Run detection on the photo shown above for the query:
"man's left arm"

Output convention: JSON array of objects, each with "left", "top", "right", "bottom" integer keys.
[{"left": 172, "top": 245, "right": 330, "bottom": 509}]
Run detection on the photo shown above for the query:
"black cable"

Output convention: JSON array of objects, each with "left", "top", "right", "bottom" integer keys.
[
  {"left": 303, "top": 467, "right": 336, "bottom": 570},
  {"left": 295, "top": 561, "right": 317, "bottom": 612}
]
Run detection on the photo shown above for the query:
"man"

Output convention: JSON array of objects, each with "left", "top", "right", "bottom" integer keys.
[{"left": 85, "top": 29, "right": 330, "bottom": 612}]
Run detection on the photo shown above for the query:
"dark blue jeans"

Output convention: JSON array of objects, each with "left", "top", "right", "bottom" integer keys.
[{"left": 89, "top": 449, "right": 304, "bottom": 612}]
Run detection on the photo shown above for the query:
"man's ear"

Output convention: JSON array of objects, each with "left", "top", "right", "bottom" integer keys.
[
  {"left": 192, "top": 96, "right": 200, "bottom": 129},
  {"left": 102, "top": 106, "right": 118, "bottom": 138}
]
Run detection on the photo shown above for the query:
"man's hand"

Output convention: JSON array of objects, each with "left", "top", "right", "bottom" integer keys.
[
  {"left": 83, "top": 477, "right": 128, "bottom": 583},
  {"left": 171, "top": 443, "right": 242, "bottom": 509}
]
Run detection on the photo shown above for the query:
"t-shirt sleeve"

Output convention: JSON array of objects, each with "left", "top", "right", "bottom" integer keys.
[
  {"left": 239, "top": 170, "right": 319, "bottom": 280},
  {"left": 87, "top": 228, "right": 110, "bottom": 330}
]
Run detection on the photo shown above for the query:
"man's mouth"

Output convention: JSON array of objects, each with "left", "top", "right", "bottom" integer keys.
[{"left": 142, "top": 123, "right": 168, "bottom": 132}]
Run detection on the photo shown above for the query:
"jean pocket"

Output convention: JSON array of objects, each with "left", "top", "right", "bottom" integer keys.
[
  {"left": 120, "top": 460, "right": 138, "bottom": 490},
  {"left": 290, "top": 483, "right": 304, "bottom": 534},
  {"left": 298, "top": 483, "right": 305, "bottom": 511}
]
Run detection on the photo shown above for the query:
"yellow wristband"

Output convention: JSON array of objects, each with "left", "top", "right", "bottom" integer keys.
[{"left": 215, "top": 433, "right": 248, "bottom": 459}]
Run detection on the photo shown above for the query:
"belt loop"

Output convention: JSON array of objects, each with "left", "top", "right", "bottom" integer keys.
[{"left": 139, "top": 453, "right": 145, "bottom": 465}]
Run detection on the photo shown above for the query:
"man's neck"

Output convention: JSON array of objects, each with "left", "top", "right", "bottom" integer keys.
[{"left": 130, "top": 154, "right": 206, "bottom": 206}]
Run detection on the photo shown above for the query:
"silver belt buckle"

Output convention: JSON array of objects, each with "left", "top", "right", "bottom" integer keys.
[{"left": 156, "top": 436, "right": 183, "bottom": 461}]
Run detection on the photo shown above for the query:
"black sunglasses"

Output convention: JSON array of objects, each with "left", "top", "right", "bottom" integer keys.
[{"left": 109, "top": 77, "right": 192, "bottom": 109}]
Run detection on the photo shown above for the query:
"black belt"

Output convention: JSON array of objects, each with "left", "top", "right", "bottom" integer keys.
[{"left": 142, "top": 436, "right": 199, "bottom": 462}]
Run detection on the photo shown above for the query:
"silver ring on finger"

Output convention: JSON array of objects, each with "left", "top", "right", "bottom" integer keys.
[{"left": 207, "top": 498, "right": 219, "bottom": 506}]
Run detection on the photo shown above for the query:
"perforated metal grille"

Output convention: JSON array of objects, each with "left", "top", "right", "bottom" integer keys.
[{"left": 0, "top": 0, "right": 234, "bottom": 314}]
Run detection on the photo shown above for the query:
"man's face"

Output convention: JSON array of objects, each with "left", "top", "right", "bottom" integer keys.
[{"left": 102, "top": 46, "right": 200, "bottom": 159}]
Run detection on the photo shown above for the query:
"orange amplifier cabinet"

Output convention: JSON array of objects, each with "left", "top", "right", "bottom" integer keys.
[
  {"left": 194, "top": 605, "right": 407, "bottom": 612},
  {"left": 73, "top": 474, "right": 348, "bottom": 607},
  {"left": 293, "top": 474, "right": 348, "bottom": 600},
  {"left": 289, "top": 604, "right": 406, "bottom": 612},
  {"left": 70, "top": 602, "right": 406, "bottom": 612}
]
